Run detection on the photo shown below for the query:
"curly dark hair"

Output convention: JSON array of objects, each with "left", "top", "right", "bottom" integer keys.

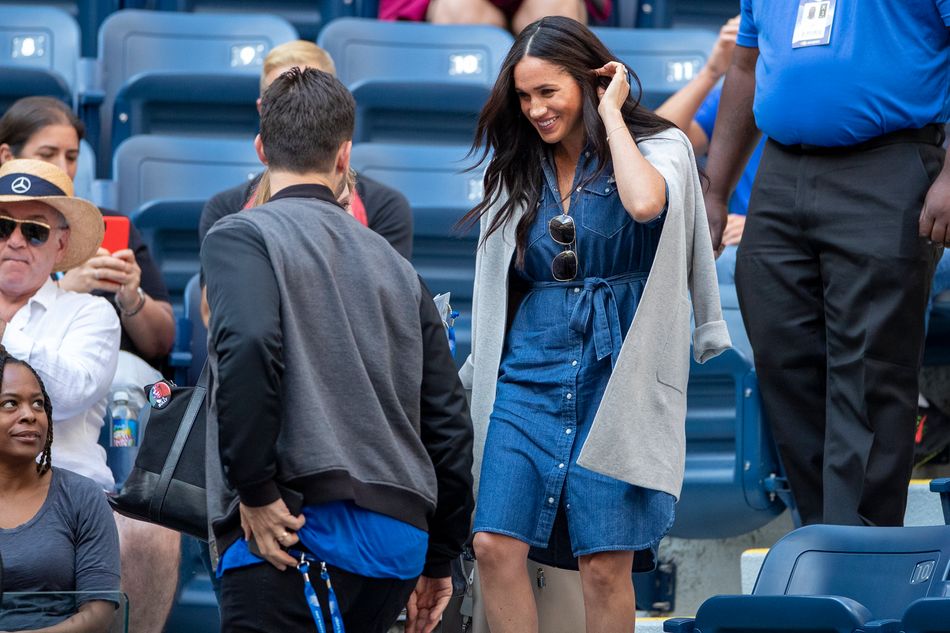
[{"left": 0, "top": 347, "right": 53, "bottom": 474}]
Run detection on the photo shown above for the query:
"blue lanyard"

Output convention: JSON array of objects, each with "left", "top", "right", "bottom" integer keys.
[{"left": 296, "top": 552, "right": 345, "bottom": 633}]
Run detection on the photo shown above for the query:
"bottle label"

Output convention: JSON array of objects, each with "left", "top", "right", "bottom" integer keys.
[{"left": 112, "top": 418, "right": 137, "bottom": 447}]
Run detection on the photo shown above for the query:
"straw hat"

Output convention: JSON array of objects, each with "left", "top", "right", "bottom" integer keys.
[{"left": 0, "top": 159, "right": 103, "bottom": 272}]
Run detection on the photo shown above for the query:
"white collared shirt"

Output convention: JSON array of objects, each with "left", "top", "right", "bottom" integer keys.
[{"left": 2, "top": 279, "right": 120, "bottom": 489}]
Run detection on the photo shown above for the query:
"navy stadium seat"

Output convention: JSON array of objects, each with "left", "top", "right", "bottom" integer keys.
[
  {"left": 94, "top": 9, "right": 297, "bottom": 176},
  {"left": 0, "top": 6, "right": 79, "bottom": 113},
  {"left": 673, "top": 283, "right": 785, "bottom": 538},
  {"left": 591, "top": 27, "right": 718, "bottom": 109},
  {"left": 319, "top": 18, "right": 513, "bottom": 144},
  {"left": 180, "top": 273, "right": 206, "bottom": 387},
  {"left": 901, "top": 597, "right": 950, "bottom": 633},
  {"left": 664, "top": 523, "right": 950, "bottom": 633},
  {"left": 350, "top": 142, "right": 481, "bottom": 363},
  {"left": 112, "top": 135, "right": 262, "bottom": 306},
  {"left": 129, "top": 0, "right": 379, "bottom": 42},
  {"left": 0, "top": 1, "right": 119, "bottom": 57}
]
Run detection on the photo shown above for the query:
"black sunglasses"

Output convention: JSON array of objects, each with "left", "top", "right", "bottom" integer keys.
[
  {"left": 0, "top": 215, "right": 54, "bottom": 246},
  {"left": 549, "top": 214, "right": 578, "bottom": 282}
]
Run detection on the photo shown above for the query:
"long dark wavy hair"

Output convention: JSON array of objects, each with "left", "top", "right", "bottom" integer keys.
[
  {"left": 459, "top": 16, "right": 675, "bottom": 268},
  {"left": 0, "top": 348, "right": 53, "bottom": 475}
]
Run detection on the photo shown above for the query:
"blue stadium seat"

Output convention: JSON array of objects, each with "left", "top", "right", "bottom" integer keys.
[
  {"left": 94, "top": 9, "right": 297, "bottom": 175},
  {"left": 112, "top": 135, "right": 262, "bottom": 306},
  {"left": 664, "top": 524, "right": 950, "bottom": 633},
  {"left": 0, "top": 1, "right": 119, "bottom": 57},
  {"left": 319, "top": 18, "right": 513, "bottom": 144},
  {"left": 129, "top": 0, "right": 379, "bottom": 42},
  {"left": 672, "top": 284, "right": 785, "bottom": 538},
  {"left": 180, "top": 273, "right": 207, "bottom": 387},
  {"left": 0, "top": 6, "right": 80, "bottom": 113},
  {"left": 591, "top": 26, "right": 718, "bottom": 109},
  {"left": 901, "top": 598, "right": 950, "bottom": 633},
  {"left": 350, "top": 142, "right": 481, "bottom": 363}
]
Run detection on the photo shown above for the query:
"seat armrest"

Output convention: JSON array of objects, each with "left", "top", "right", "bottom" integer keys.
[
  {"left": 663, "top": 618, "right": 695, "bottom": 633},
  {"left": 856, "top": 619, "right": 902, "bottom": 633},
  {"left": 694, "top": 595, "right": 872, "bottom": 633}
]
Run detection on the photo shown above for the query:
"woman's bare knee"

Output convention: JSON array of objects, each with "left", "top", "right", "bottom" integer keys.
[
  {"left": 514, "top": 0, "right": 587, "bottom": 32},
  {"left": 578, "top": 551, "right": 634, "bottom": 595},
  {"left": 473, "top": 532, "right": 530, "bottom": 571},
  {"left": 427, "top": 0, "right": 508, "bottom": 27}
]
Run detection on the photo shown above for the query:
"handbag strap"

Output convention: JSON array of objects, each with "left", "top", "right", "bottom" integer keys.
[{"left": 149, "top": 362, "right": 210, "bottom": 522}]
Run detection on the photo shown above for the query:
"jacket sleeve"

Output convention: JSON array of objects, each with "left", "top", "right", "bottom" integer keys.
[
  {"left": 418, "top": 276, "right": 474, "bottom": 577},
  {"left": 202, "top": 219, "right": 285, "bottom": 507}
]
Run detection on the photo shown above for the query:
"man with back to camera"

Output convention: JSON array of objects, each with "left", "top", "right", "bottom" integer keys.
[
  {"left": 202, "top": 67, "right": 474, "bottom": 633},
  {"left": 704, "top": 1, "right": 950, "bottom": 526}
]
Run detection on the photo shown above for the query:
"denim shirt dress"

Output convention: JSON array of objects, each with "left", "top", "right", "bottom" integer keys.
[{"left": 472, "top": 148, "right": 677, "bottom": 566}]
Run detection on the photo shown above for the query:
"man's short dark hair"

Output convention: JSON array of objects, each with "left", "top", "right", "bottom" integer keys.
[{"left": 259, "top": 67, "right": 355, "bottom": 174}]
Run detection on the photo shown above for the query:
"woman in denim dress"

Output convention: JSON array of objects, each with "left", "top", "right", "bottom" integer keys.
[{"left": 460, "top": 17, "right": 684, "bottom": 633}]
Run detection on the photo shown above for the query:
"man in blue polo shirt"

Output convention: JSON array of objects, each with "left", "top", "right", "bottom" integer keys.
[{"left": 704, "top": 1, "right": 950, "bottom": 526}]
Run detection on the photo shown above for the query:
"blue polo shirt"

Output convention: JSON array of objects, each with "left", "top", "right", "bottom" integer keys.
[
  {"left": 217, "top": 500, "right": 428, "bottom": 581},
  {"left": 739, "top": 0, "right": 950, "bottom": 146},
  {"left": 695, "top": 85, "right": 764, "bottom": 216}
]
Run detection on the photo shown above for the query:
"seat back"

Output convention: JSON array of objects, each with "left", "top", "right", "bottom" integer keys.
[
  {"left": 350, "top": 142, "right": 481, "bottom": 364},
  {"left": 752, "top": 524, "right": 950, "bottom": 621},
  {"left": 901, "top": 597, "right": 950, "bottom": 633},
  {"left": 319, "top": 18, "right": 513, "bottom": 144},
  {"left": 97, "top": 9, "right": 297, "bottom": 174},
  {"left": 0, "top": 5, "right": 79, "bottom": 112},
  {"left": 590, "top": 27, "right": 718, "bottom": 109},
  {"left": 138, "top": 0, "right": 378, "bottom": 41},
  {"left": 113, "top": 135, "right": 262, "bottom": 305},
  {"left": 182, "top": 273, "right": 207, "bottom": 386},
  {"left": 672, "top": 284, "right": 784, "bottom": 538}
]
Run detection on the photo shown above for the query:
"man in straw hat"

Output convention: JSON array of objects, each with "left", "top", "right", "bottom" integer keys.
[
  {"left": 0, "top": 158, "right": 116, "bottom": 484},
  {"left": 0, "top": 159, "right": 180, "bottom": 633}
]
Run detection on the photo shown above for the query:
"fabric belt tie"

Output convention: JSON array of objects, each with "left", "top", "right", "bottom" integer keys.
[{"left": 533, "top": 270, "right": 648, "bottom": 368}]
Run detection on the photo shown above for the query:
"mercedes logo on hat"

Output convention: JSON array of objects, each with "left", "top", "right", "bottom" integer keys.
[{"left": 10, "top": 177, "right": 31, "bottom": 194}]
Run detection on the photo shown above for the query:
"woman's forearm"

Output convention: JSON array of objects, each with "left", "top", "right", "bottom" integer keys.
[
  {"left": 120, "top": 296, "right": 175, "bottom": 360},
  {"left": 602, "top": 111, "right": 666, "bottom": 222},
  {"left": 10, "top": 600, "right": 116, "bottom": 633}
]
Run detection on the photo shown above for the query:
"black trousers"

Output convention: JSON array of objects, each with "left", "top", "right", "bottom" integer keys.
[
  {"left": 735, "top": 130, "right": 944, "bottom": 526},
  {"left": 219, "top": 561, "right": 418, "bottom": 633}
]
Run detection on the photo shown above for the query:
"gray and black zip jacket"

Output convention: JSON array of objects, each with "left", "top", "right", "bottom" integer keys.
[{"left": 202, "top": 184, "right": 474, "bottom": 577}]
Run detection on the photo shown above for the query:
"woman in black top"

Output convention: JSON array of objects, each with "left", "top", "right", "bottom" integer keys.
[{"left": 0, "top": 97, "right": 174, "bottom": 363}]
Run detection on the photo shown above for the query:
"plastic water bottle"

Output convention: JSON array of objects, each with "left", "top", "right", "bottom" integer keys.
[{"left": 110, "top": 391, "right": 139, "bottom": 448}]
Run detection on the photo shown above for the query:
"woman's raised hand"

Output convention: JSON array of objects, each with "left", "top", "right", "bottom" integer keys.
[{"left": 593, "top": 61, "right": 630, "bottom": 118}]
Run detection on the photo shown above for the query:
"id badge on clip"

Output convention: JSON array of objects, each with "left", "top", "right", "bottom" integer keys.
[{"left": 792, "top": 0, "right": 836, "bottom": 48}]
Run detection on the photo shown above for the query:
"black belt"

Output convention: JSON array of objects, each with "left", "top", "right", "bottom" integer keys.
[{"left": 772, "top": 123, "right": 945, "bottom": 155}]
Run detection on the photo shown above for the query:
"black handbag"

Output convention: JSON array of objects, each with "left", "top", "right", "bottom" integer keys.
[{"left": 108, "top": 364, "right": 209, "bottom": 540}]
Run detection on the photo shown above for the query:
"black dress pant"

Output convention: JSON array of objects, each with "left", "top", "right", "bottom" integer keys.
[
  {"left": 219, "top": 561, "right": 418, "bottom": 633},
  {"left": 735, "top": 129, "right": 944, "bottom": 526}
]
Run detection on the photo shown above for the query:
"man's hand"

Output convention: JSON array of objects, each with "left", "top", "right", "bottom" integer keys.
[
  {"left": 239, "top": 498, "right": 305, "bottom": 571},
  {"left": 705, "top": 192, "right": 731, "bottom": 252},
  {"left": 405, "top": 575, "right": 453, "bottom": 633},
  {"left": 919, "top": 169, "right": 950, "bottom": 245},
  {"left": 722, "top": 213, "right": 747, "bottom": 246}
]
